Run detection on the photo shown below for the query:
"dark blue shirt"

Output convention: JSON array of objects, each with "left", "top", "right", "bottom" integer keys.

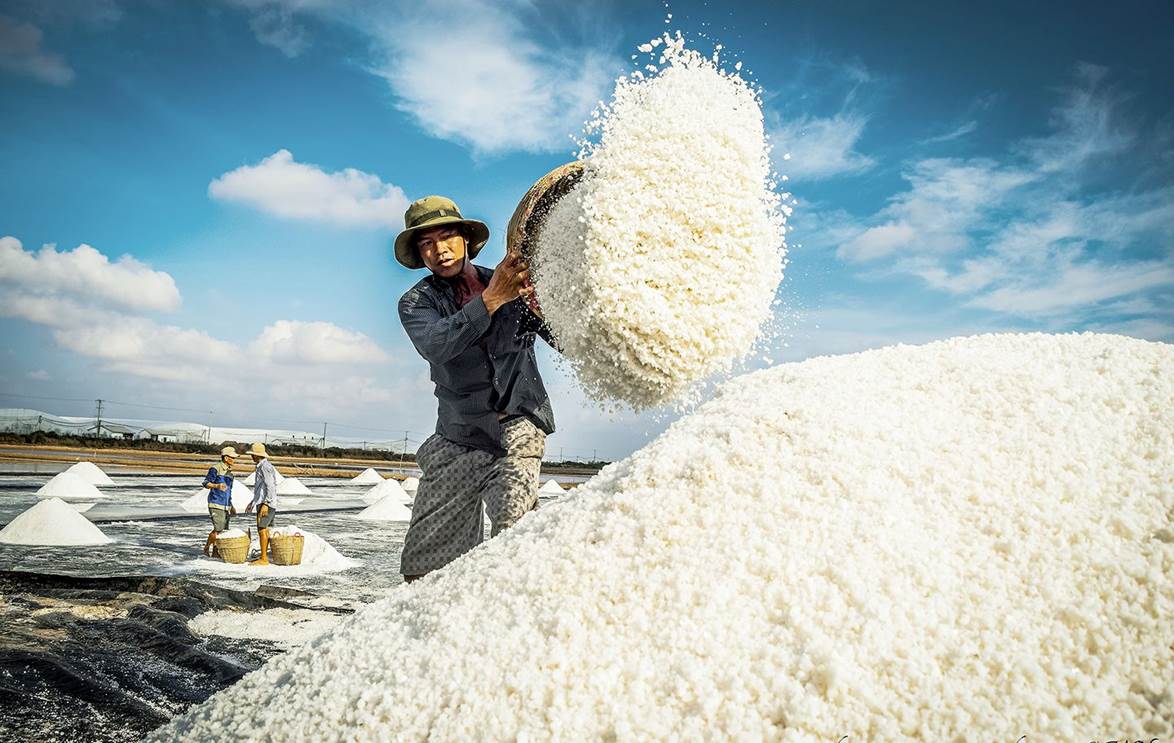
[{"left": 399, "top": 264, "right": 556, "bottom": 456}]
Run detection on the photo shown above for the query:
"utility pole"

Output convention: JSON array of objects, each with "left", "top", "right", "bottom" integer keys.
[
  {"left": 559, "top": 446, "right": 564, "bottom": 462},
  {"left": 400, "top": 430, "right": 409, "bottom": 462},
  {"left": 94, "top": 399, "right": 104, "bottom": 438},
  {"left": 321, "top": 422, "right": 327, "bottom": 451},
  {"left": 592, "top": 448, "right": 597, "bottom": 462},
  {"left": 206, "top": 410, "right": 213, "bottom": 445}
]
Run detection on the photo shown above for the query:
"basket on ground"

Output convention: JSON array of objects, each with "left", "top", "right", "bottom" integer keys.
[
  {"left": 270, "top": 532, "right": 304, "bottom": 565},
  {"left": 215, "top": 534, "right": 250, "bottom": 564}
]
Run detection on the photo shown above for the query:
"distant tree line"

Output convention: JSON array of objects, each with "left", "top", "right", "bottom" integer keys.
[{"left": 0, "top": 431, "right": 607, "bottom": 472}]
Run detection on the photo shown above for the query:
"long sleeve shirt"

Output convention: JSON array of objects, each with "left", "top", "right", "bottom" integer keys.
[
  {"left": 398, "top": 263, "right": 557, "bottom": 456},
  {"left": 203, "top": 462, "right": 233, "bottom": 509},
  {"left": 248, "top": 459, "right": 279, "bottom": 510}
]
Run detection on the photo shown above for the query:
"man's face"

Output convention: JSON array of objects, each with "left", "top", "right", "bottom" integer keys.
[
  {"left": 223, "top": 455, "right": 235, "bottom": 467},
  {"left": 416, "top": 225, "right": 467, "bottom": 278}
]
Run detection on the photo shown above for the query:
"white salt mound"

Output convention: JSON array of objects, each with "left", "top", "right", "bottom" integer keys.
[
  {"left": 362, "top": 478, "right": 410, "bottom": 505},
  {"left": 539, "top": 479, "right": 565, "bottom": 495},
  {"left": 531, "top": 33, "right": 786, "bottom": 409},
  {"left": 245, "top": 469, "right": 285, "bottom": 486},
  {"left": 189, "top": 607, "right": 343, "bottom": 649},
  {"left": 180, "top": 482, "right": 254, "bottom": 513},
  {"left": 277, "top": 477, "right": 312, "bottom": 495},
  {"left": 35, "top": 472, "right": 108, "bottom": 500},
  {"left": 356, "top": 494, "right": 413, "bottom": 522},
  {"left": 218, "top": 528, "right": 247, "bottom": 539},
  {"left": 65, "top": 461, "right": 116, "bottom": 486},
  {"left": 157, "top": 333, "right": 1174, "bottom": 741},
  {"left": 0, "top": 498, "right": 112, "bottom": 546},
  {"left": 400, "top": 476, "right": 419, "bottom": 492},
  {"left": 350, "top": 467, "right": 384, "bottom": 485}
]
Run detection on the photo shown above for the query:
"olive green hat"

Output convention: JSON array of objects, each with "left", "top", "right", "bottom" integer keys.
[{"left": 393, "top": 195, "right": 490, "bottom": 270}]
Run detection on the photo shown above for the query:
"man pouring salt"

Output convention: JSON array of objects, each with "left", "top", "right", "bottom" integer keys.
[{"left": 394, "top": 195, "right": 556, "bottom": 581}]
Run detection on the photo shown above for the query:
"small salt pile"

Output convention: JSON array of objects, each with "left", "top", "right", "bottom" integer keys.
[
  {"left": 65, "top": 461, "right": 116, "bottom": 486},
  {"left": 217, "top": 528, "right": 247, "bottom": 539},
  {"left": 245, "top": 469, "right": 285, "bottom": 486},
  {"left": 356, "top": 494, "right": 413, "bottom": 522},
  {"left": 0, "top": 498, "right": 112, "bottom": 546},
  {"left": 157, "top": 333, "right": 1173, "bottom": 740},
  {"left": 539, "top": 479, "right": 565, "bottom": 495},
  {"left": 35, "top": 472, "right": 108, "bottom": 500},
  {"left": 277, "top": 477, "right": 312, "bottom": 495},
  {"left": 350, "top": 467, "right": 384, "bottom": 485},
  {"left": 179, "top": 483, "right": 255, "bottom": 513},
  {"left": 529, "top": 32, "right": 786, "bottom": 409},
  {"left": 362, "top": 478, "right": 410, "bottom": 505},
  {"left": 400, "top": 476, "right": 420, "bottom": 493}
]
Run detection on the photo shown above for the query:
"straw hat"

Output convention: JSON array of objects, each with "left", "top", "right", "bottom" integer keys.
[
  {"left": 393, "top": 195, "right": 490, "bottom": 270},
  {"left": 506, "top": 161, "right": 585, "bottom": 257},
  {"left": 220, "top": 446, "right": 240, "bottom": 458},
  {"left": 246, "top": 442, "right": 268, "bottom": 458}
]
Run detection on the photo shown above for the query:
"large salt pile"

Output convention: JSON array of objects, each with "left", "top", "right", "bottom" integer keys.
[
  {"left": 65, "top": 461, "right": 116, "bottom": 486},
  {"left": 350, "top": 467, "right": 384, "bottom": 485},
  {"left": 157, "top": 334, "right": 1173, "bottom": 740},
  {"left": 0, "top": 498, "right": 113, "bottom": 546},
  {"left": 277, "top": 477, "right": 312, "bottom": 495},
  {"left": 528, "top": 33, "right": 786, "bottom": 409},
  {"left": 362, "top": 478, "right": 410, "bottom": 505},
  {"left": 245, "top": 469, "right": 285, "bottom": 486},
  {"left": 35, "top": 472, "right": 108, "bottom": 500},
  {"left": 356, "top": 494, "right": 413, "bottom": 522}
]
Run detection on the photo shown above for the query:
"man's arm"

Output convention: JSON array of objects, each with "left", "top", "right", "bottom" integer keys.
[
  {"left": 399, "top": 292, "right": 493, "bottom": 366},
  {"left": 202, "top": 466, "right": 225, "bottom": 491}
]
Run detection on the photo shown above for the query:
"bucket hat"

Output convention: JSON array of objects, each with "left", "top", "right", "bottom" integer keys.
[
  {"left": 220, "top": 446, "right": 240, "bottom": 458},
  {"left": 393, "top": 195, "right": 490, "bottom": 270},
  {"left": 246, "top": 442, "right": 268, "bottom": 458}
]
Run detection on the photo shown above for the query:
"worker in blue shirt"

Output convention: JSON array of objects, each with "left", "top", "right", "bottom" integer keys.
[{"left": 202, "top": 446, "right": 238, "bottom": 556}]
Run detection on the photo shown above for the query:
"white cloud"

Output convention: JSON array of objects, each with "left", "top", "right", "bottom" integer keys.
[
  {"left": 835, "top": 158, "right": 1033, "bottom": 262},
  {"left": 770, "top": 114, "right": 875, "bottom": 180},
  {"left": 373, "top": 0, "right": 615, "bottom": 154},
  {"left": 0, "top": 15, "right": 74, "bottom": 85},
  {"left": 208, "top": 149, "right": 409, "bottom": 228},
  {"left": 250, "top": 320, "right": 389, "bottom": 364},
  {"left": 220, "top": 0, "right": 334, "bottom": 56},
  {"left": 26, "top": 370, "right": 50, "bottom": 381},
  {"left": 921, "top": 120, "right": 977, "bottom": 145},
  {"left": 1019, "top": 63, "right": 1134, "bottom": 173},
  {"left": 967, "top": 258, "right": 1174, "bottom": 316},
  {"left": 0, "top": 237, "right": 181, "bottom": 312}
]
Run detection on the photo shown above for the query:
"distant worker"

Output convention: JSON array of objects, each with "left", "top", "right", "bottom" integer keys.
[
  {"left": 394, "top": 196, "right": 556, "bottom": 582},
  {"left": 244, "top": 442, "right": 279, "bottom": 565},
  {"left": 202, "top": 446, "right": 238, "bottom": 556}
]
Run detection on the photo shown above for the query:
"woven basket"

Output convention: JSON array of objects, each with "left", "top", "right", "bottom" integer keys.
[
  {"left": 215, "top": 534, "right": 250, "bottom": 564},
  {"left": 270, "top": 532, "right": 304, "bottom": 566},
  {"left": 506, "top": 161, "right": 585, "bottom": 259}
]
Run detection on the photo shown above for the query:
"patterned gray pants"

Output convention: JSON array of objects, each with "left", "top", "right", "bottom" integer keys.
[{"left": 400, "top": 417, "right": 545, "bottom": 577}]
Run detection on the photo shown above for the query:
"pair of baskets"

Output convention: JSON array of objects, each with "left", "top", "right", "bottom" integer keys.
[{"left": 214, "top": 530, "right": 303, "bottom": 565}]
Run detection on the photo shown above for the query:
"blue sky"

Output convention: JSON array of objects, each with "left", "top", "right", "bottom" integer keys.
[{"left": 1, "top": 0, "right": 1171, "bottom": 460}]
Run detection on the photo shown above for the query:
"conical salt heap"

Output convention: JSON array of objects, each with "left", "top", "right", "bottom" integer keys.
[
  {"left": 356, "top": 494, "right": 413, "bottom": 522},
  {"left": 0, "top": 498, "right": 112, "bottom": 546},
  {"left": 155, "top": 334, "right": 1174, "bottom": 740},
  {"left": 362, "top": 478, "right": 410, "bottom": 505},
  {"left": 350, "top": 467, "right": 384, "bottom": 485},
  {"left": 539, "top": 479, "right": 565, "bottom": 495},
  {"left": 400, "top": 476, "right": 420, "bottom": 493},
  {"left": 65, "top": 461, "right": 116, "bottom": 486},
  {"left": 35, "top": 471, "right": 107, "bottom": 500},
  {"left": 277, "top": 477, "right": 312, "bottom": 495}
]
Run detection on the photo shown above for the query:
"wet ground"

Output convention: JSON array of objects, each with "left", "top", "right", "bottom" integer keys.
[{"left": 0, "top": 468, "right": 566, "bottom": 740}]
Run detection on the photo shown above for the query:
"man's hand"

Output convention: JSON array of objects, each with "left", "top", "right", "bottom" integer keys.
[
  {"left": 483, "top": 252, "right": 532, "bottom": 315},
  {"left": 218, "top": 483, "right": 228, "bottom": 491}
]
